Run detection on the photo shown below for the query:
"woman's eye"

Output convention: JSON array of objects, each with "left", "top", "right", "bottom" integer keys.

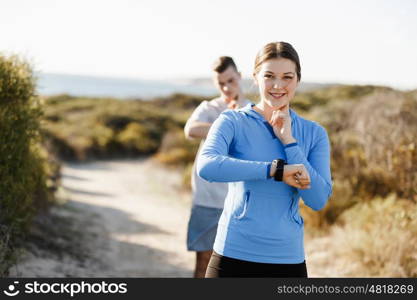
[
  {"left": 284, "top": 76, "right": 293, "bottom": 80},
  {"left": 264, "top": 74, "right": 273, "bottom": 78}
]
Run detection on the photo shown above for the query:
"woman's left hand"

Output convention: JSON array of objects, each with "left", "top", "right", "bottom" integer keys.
[{"left": 269, "top": 104, "right": 294, "bottom": 143}]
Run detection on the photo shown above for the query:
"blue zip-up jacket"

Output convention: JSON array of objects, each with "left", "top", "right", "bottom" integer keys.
[{"left": 196, "top": 103, "right": 332, "bottom": 263}]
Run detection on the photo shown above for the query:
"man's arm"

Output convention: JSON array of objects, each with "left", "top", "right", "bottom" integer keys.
[{"left": 184, "top": 120, "right": 212, "bottom": 139}]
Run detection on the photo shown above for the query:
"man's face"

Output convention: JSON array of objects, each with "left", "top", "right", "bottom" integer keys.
[{"left": 213, "top": 66, "right": 241, "bottom": 101}]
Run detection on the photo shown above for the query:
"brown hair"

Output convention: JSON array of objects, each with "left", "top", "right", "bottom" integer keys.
[
  {"left": 212, "top": 56, "right": 238, "bottom": 73},
  {"left": 253, "top": 42, "right": 301, "bottom": 81}
]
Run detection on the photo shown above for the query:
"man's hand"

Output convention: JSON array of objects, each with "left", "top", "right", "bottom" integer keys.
[{"left": 227, "top": 99, "right": 238, "bottom": 110}]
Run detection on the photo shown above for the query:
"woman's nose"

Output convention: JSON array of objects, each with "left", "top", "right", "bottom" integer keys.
[{"left": 273, "top": 80, "right": 284, "bottom": 89}]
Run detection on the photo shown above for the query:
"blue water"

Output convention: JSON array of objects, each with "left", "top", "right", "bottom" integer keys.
[
  {"left": 36, "top": 73, "right": 332, "bottom": 100},
  {"left": 36, "top": 73, "right": 219, "bottom": 99}
]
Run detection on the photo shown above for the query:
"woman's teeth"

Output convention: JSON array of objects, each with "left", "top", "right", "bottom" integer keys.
[{"left": 270, "top": 93, "right": 286, "bottom": 99}]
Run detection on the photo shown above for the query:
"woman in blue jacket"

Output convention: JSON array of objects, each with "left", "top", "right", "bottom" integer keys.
[{"left": 197, "top": 41, "right": 333, "bottom": 277}]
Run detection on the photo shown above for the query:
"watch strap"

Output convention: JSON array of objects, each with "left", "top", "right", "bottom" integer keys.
[{"left": 273, "top": 159, "right": 287, "bottom": 181}]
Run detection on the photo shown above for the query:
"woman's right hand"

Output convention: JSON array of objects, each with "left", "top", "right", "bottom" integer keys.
[{"left": 283, "top": 164, "right": 311, "bottom": 189}]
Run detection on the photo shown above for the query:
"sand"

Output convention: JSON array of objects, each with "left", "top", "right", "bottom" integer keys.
[{"left": 9, "top": 158, "right": 194, "bottom": 277}]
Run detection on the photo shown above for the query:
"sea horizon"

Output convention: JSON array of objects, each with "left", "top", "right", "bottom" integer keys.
[{"left": 36, "top": 72, "right": 341, "bottom": 100}]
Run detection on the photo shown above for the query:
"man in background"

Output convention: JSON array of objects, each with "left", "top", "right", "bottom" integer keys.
[{"left": 184, "top": 56, "right": 251, "bottom": 277}]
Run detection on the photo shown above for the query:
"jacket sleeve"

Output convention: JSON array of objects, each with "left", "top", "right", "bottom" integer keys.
[
  {"left": 285, "top": 125, "right": 333, "bottom": 211},
  {"left": 197, "top": 112, "right": 270, "bottom": 182}
]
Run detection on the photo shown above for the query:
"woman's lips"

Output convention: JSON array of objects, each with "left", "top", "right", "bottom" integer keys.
[{"left": 269, "top": 92, "right": 286, "bottom": 99}]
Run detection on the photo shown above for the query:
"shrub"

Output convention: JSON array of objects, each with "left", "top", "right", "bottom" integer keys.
[
  {"left": 329, "top": 194, "right": 417, "bottom": 277},
  {"left": 116, "top": 122, "right": 159, "bottom": 154},
  {"left": 153, "top": 129, "right": 199, "bottom": 166},
  {"left": 302, "top": 90, "right": 417, "bottom": 231},
  {"left": 42, "top": 97, "right": 183, "bottom": 160},
  {"left": 0, "top": 55, "right": 56, "bottom": 275}
]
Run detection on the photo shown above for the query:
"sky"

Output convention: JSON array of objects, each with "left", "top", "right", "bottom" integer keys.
[{"left": 0, "top": 0, "right": 416, "bottom": 89}]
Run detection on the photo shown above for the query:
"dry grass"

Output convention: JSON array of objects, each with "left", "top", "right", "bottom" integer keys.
[{"left": 307, "top": 194, "right": 417, "bottom": 277}]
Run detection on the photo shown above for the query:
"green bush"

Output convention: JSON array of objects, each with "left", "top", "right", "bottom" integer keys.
[
  {"left": 116, "top": 122, "right": 159, "bottom": 154},
  {"left": 0, "top": 55, "right": 56, "bottom": 275},
  {"left": 42, "top": 96, "right": 184, "bottom": 160}
]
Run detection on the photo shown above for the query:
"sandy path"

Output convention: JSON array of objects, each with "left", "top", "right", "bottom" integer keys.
[{"left": 10, "top": 158, "right": 195, "bottom": 277}]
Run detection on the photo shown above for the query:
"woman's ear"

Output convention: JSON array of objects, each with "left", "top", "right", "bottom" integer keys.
[{"left": 253, "top": 73, "right": 258, "bottom": 85}]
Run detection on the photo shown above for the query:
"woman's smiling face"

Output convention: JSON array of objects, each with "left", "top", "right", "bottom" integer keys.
[{"left": 254, "top": 58, "right": 299, "bottom": 108}]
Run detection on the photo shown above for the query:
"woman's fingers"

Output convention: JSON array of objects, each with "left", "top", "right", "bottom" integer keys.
[
  {"left": 298, "top": 166, "right": 310, "bottom": 180},
  {"left": 283, "top": 164, "right": 311, "bottom": 189},
  {"left": 270, "top": 111, "right": 279, "bottom": 126},
  {"left": 294, "top": 173, "right": 311, "bottom": 189},
  {"left": 291, "top": 166, "right": 310, "bottom": 189},
  {"left": 295, "top": 172, "right": 310, "bottom": 184},
  {"left": 295, "top": 173, "right": 310, "bottom": 184},
  {"left": 270, "top": 110, "right": 286, "bottom": 127},
  {"left": 290, "top": 177, "right": 309, "bottom": 189}
]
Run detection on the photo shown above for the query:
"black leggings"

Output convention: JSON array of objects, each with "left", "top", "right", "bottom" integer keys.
[{"left": 205, "top": 251, "right": 308, "bottom": 278}]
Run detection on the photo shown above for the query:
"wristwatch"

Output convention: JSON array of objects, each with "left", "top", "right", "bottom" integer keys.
[{"left": 272, "top": 159, "right": 287, "bottom": 181}]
